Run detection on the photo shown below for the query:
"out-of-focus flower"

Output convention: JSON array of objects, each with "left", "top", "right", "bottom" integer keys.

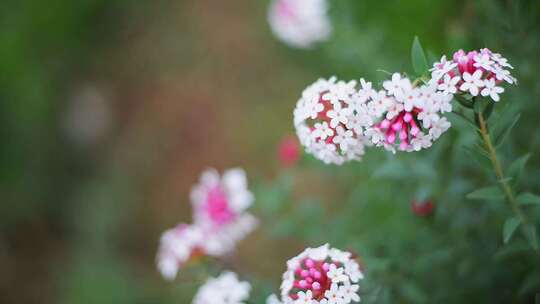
[
  {"left": 365, "top": 73, "right": 452, "bottom": 153},
  {"left": 411, "top": 200, "right": 435, "bottom": 217},
  {"left": 190, "top": 168, "right": 258, "bottom": 256},
  {"left": 430, "top": 48, "right": 516, "bottom": 102},
  {"left": 277, "top": 244, "right": 364, "bottom": 304},
  {"left": 156, "top": 224, "right": 205, "bottom": 280},
  {"left": 294, "top": 77, "right": 373, "bottom": 165},
  {"left": 268, "top": 0, "right": 331, "bottom": 49},
  {"left": 278, "top": 135, "right": 302, "bottom": 167},
  {"left": 157, "top": 168, "right": 257, "bottom": 280},
  {"left": 193, "top": 271, "right": 251, "bottom": 304}
]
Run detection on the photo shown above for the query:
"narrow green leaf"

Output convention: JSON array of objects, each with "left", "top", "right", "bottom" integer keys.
[
  {"left": 494, "top": 114, "right": 521, "bottom": 148},
  {"left": 463, "top": 146, "right": 491, "bottom": 170},
  {"left": 517, "top": 192, "right": 540, "bottom": 206},
  {"left": 448, "top": 111, "right": 477, "bottom": 130},
  {"left": 483, "top": 101, "right": 494, "bottom": 119},
  {"left": 473, "top": 99, "right": 483, "bottom": 114},
  {"left": 508, "top": 153, "right": 530, "bottom": 184},
  {"left": 523, "top": 224, "right": 539, "bottom": 251},
  {"left": 411, "top": 36, "right": 428, "bottom": 76},
  {"left": 503, "top": 217, "right": 520, "bottom": 243},
  {"left": 466, "top": 186, "right": 504, "bottom": 201}
]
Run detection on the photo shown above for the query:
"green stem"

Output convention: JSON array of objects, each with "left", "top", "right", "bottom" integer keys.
[{"left": 476, "top": 110, "right": 528, "bottom": 224}]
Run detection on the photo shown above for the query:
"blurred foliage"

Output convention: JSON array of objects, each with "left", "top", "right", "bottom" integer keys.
[{"left": 2, "top": 0, "right": 540, "bottom": 303}]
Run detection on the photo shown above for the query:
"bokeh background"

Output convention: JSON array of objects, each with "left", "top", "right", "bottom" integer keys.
[{"left": 2, "top": 0, "right": 540, "bottom": 303}]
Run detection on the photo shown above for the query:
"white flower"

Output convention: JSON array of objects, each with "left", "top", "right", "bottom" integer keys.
[
  {"left": 368, "top": 90, "right": 392, "bottom": 117},
  {"left": 417, "top": 107, "right": 439, "bottom": 129},
  {"left": 268, "top": 0, "right": 331, "bottom": 49},
  {"left": 343, "top": 260, "right": 364, "bottom": 283},
  {"left": 480, "top": 78, "right": 505, "bottom": 102},
  {"left": 294, "top": 291, "right": 314, "bottom": 304},
  {"left": 339, "top": 281, "right": 360, "bottom": 303},
  {"left": 329, "top": 248, "right": 351, "bottom": 263},
  {"left": 364, "top": 128, "right": 385, "bottom": 145},
  {"left": 313, "top": 122, "right": 334, "bottom": 140},
  {"left": 437, "top": 74, "right": 460, "bottom": 95},
  {"left": 324, "top": 283, "right": 345, "bottom": 304},
  {"left": 327, "top": 264, "right": 348, "bottom": 283},
  {"left": 333, "top": 126, "right": 356, "bottom": 152},
  {"left": 410, "top": 133, "right": 432, "bottom": 151},
  {"left": 156, "top": 224, "right": 204, "bottom": 280},
  {"left": 459, "top": 70, "right": 484, "bottom": 96},
  {"left": 401, "top": 87, "right": 422, "bottom": 112},
  {"left": 429, "top": 117, "right": 451, "bottom": 139},
  {"left": 193, "top": 271, "right": 251, "bottom": 304},
  {"left": 430, "top": 55, "right": 457, "bottom": 82},
  {"left": 383, "top": 73, "right": 411, "bottom": 97},
  {"left": 473, "top": 53, "right": 495, "bottom": 71},
  {"left": 327, "top": 104, "right": 351, "bottom": 128}
]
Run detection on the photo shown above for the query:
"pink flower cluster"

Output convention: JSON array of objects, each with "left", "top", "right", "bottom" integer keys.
[
  {"left": 269, "top": 244, "right": 364, "bottom": 304},
  {"left": 294, "top": 48, "right": 516, "bottom": 164},
  {"left": 430, "top": 48, "right": 516, "bottom": 101},
  {"left": 156, "top": 168, "right": 258, "bottom": 280}
]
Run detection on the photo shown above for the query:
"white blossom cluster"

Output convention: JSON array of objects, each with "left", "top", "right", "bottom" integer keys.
[
  {"left": 430, "top": 48, "right": 516, "bottom": 102},
  {"left": 293, "top": 74, "right": 452, "bottom": 161},
  {"left": 364, "top": 73, "right": 452, "bottom": 153},
  {"left": 193, "top": 271, "right": 251, "bottom": 304},
  {"left": 268, "top": 244, "right": 364, "bottom": 304},
  {"left": 156, "top": 168, "right": 258, "bottom": 280},
  {"left": 294, "top": 77, "right": 373, "bottom": 165},
  {"left": 268, "top": 0, "right": 331, "bottom": 49}
]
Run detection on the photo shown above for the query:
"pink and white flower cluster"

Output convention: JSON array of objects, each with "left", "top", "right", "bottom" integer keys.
[
  {"left": 365, "top": 73, "right": 452, "bottom": 153},
  {"left": 193, "top": 271, "right": 251, "bottom": 304},
  {"left": 293, "top": 74, "right": 452, "bottom": 162},
  {"left": 268, "top": 244, "right": 364, "bottom": 304},
  {"left": 293, "top": 77, "right": 373, "bottom": 165},
  {"left": 430, "top": 48, "right": 516, "bottom": 102},
  {"left": 268, "top": 0, "right": 331, "bottom": 49},
  {"left": 156, "top": 168, "right": 258, "bottom": 280}
]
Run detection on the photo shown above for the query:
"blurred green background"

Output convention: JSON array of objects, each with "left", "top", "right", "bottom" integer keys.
[{"left": 1, "top": 0, "right": 540, "bottom": 303}]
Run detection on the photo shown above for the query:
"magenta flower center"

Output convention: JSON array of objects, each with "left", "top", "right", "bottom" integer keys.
[
  {"left": 289, "top": 258, "right": 337, "bottom": 300},
  {"left": 205, "top": 186, "right": 235, "bottom": 226},
  {"left": 375, "top": 108, "right": 421, "bottom": 150}
]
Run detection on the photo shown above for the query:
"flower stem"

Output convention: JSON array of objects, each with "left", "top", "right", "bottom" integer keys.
[{"left": 475, "top": 110, "right": 528, "bottom": 224}]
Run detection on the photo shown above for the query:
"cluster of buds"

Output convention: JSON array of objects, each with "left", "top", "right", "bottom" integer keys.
[
  {"left": 156, "top": 168, "right": 258, "bottom": 280},
  {"left": 268, "top": 244, "right": 364, "bottom": 304},
  {"left": 268, "top": 0, "right": 331, "bottom": 49},
  {"left": 430, "top": 48, "right": 516, "bottom": 102},
  {"left": 193, "top": 271, "right": 251, "bottom": 304}
]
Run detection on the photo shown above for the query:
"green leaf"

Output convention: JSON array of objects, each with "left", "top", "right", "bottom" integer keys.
[
  {"left": 466, "top": 186, "right": 504, "bottom": 201},
  {"left": 503, "top": 217, "right": 520, "bottom": 243},
  {"left": 517, "top": 192, "right": 540, "bottom": 206},
  {"left": 494, "top": 113, "right": 521, "bottom": 148},
  {"left": 411, "top": 36, "right": 428, "bottom": 76},
  {"left": 508, "top": 153, "right": 530, "bottom": 184},
  {"left": 523, "top": 224, "right": 539, "bottom": 251},
  {"left": 462, "top": 146, "right": 491, "bottom": 170}
]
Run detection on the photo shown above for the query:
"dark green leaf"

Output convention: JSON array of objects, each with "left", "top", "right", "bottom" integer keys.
[
  {"left": 411, "top": 36, "right": 429, "bottom": 76},
  {"left": 517, "top": 192, "right": 540, "bottom": 206},
  {"left": 448, "top": 111, "right": 477, "bottom": 130},
  {"left": 503, "top": 217, "right": 520, "bottom": 243},
  {"left": 508, "top": 154, "right": 530, "bottom": 184},
  {"left": 493, "top": 114, "right": 521, "bottom": 147},
  {"left": 523, "top": 224, "right": 539, "bottom": 251},
  {"left": 466, "top": 186, "right": 504, "bottom": 201},
  {"left": 463, "top": 146, "right": 491, "bottom": 170}
]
